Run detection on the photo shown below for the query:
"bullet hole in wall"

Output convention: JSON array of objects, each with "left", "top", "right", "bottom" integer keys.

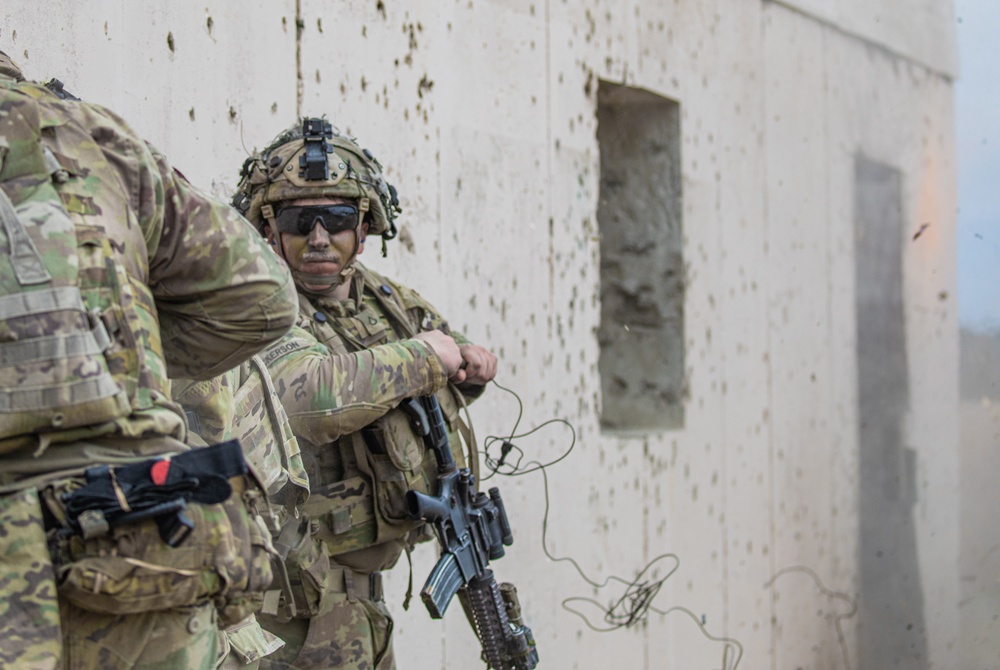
[
  {"left": 188, "top": 108, "right": 195, "bottom": 121},
  {"left": 376, "top": 1, "right": 387, "bottom": 19},
  {"left": 229, "top": 106, "right": 237, "bottom": 122},
  {"left": 206, "top": 16, "right": 214, "bottom": 35},
  {"left": 417, "top": 75, "right": 434, "bottom": 98},
  {"left": 317, "top": 18, "right": 324, "bottom": 33},
  {"left": 167, "top": 32, "right": 175, "bottom": 53}
]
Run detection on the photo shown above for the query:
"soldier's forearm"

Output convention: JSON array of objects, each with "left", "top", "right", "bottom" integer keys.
[{"left": 279, "top": 340, "right": 448, "bottom": 443}]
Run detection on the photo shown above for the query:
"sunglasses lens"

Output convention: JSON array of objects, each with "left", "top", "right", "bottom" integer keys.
[{"left": 275, "top": 204, "right": 359, "bottom": 235}]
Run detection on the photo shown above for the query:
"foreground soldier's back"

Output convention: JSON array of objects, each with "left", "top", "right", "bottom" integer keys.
[{"left": 0, "top": 51, "right": 297, "bottom": 669}]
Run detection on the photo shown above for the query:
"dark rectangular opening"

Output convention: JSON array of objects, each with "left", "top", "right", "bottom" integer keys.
[
  {"left": 854, "top": 154, "right": 927, "bottom": 669},
  {"left": 596, "top": 81, "right": 684, "bottom": 432}
]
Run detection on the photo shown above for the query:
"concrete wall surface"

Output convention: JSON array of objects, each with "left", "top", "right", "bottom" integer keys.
[
  {"left": 959, "top": 329, "right": 1000, "bottom": 670},
  {"left": 1, "top": 1, "right": 959, "bottom": 668}
]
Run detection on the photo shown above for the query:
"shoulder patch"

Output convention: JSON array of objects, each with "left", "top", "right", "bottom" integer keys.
[{"left": 262, "top": 339, "right": 302, "bottom": 366}]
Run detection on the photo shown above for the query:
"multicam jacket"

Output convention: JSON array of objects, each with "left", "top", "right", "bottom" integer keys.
[
  {"left": 260, "top": 262, "right": 481, "bottom": 565},
  {"left": 0, "top": 75, "right": 297, "bottom": 487}
]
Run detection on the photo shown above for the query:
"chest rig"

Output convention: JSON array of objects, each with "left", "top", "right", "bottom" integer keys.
[
  {"left": 298, "top": 265, "right": 472, "bottom": 556},
  {"left": 0, "top": 81, "right": 157, "bottom": 454}
]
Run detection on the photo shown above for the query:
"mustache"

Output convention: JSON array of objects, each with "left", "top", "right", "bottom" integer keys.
[{"left": 301, "top": 252, "right": 340, "bottom": 263}]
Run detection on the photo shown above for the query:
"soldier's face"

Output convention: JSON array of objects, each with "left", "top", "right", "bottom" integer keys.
[{"left": 270, "top": 196, "right": 362, "bottom": 291}]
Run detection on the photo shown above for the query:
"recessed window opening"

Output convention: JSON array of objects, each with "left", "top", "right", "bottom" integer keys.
[
  {"left": 596, "top": 81, "right": 684, "bottom": 432},
  {"left": 853, "top": 155, "right": 926, "bottom": 667}
]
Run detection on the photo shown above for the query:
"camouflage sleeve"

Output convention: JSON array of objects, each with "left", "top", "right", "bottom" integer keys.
[
  {"left": 383, "top": 275, "right": 486, "bottom": 401},
  {"left": 260, "top": 323, "right": 448, "bottom": 445},
  {"left": 171, "top": 373, "right": 237, "bottom": 445},
  {"left": 141, "top": 148, "right": 297, "bottom": 380}
]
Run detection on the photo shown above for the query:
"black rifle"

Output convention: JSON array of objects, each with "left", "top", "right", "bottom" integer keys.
[{"left": 402, "top": 396, "right": 539, "bottom": 670}]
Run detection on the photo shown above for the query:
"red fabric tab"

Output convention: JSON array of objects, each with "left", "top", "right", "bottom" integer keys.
[{"left": 150, "top": 459, "right": 170, "bottom": 486}]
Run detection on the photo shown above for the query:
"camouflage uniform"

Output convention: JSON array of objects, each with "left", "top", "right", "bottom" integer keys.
[
  {"left": 232, "top": 120, "right": 485, "bottom": 670},
  {"left": 0, "top": 55, "right": 297, "bottom": 670},
  {"left": 174, "top": 357, "right": 310, "bottom": 669}
]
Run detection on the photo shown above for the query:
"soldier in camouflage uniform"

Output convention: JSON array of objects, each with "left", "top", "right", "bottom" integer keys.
[
  {"left": 0, "top": 51, "right": 299, "bottom": 670},
  {"left": 231, "top": 118, "right": 497, "bottom": 669},
  {"left": 173, "top": 359, "right": 309, "bottom": 669}
]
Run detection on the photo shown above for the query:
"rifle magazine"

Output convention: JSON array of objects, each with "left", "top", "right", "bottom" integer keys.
[{"left": 420, "top": 551, "right": 465, "bottom": 619}]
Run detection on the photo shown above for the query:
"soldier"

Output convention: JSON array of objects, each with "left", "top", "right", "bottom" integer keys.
[
  {"left": 231, "top": 117, "right": 497, "bottom": 669},
  {"left": 173, "top": 360, "right": 308, "bottom": 669},
  {"left": 0, "top": 52, "right": 299, "bottom": 670}
]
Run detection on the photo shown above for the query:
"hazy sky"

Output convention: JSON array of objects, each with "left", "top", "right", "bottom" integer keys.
[{"left": 956, "top": 0, "right": 1000, "bottom": 331}]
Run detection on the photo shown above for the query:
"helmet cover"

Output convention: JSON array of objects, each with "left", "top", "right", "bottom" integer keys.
[{"left": 233, "top": 117, "right": 399, "bottom": 239}]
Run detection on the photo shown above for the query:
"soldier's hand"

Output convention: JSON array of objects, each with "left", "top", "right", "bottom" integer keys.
[
  {"left": 414, "top": 330, "right": 463, "bottom": 376},
  {"left": 451, "top": 344, "right": 498, "bottom": 386}
]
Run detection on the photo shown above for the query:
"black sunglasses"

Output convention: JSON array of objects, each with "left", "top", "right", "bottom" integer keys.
[{"left": 273, "top": 203, "right": 362, "bottom": 236}]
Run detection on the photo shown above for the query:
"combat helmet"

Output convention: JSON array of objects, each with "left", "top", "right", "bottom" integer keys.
[
  {"left": 0, "top": 50, "right": 24, "bottom": 82},
  {"left": 233, "top": 117, "right": 400, "bottom": 246}
]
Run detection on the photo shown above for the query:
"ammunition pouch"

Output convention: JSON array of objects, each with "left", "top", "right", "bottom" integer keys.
[
  {"left": 262, "top": 515, "right": 330, "bottom": 620},
  {"left": 367, "top": 390, "right": 468, "bottom": 532},
  {"left": 363, "top": 413, "right": 440, "bottom": 527},
  {"left": 48, "top": 442, "right": 274, "bottom": 625},
  {"left": 215, "top": 487, "right": 277, "bottom": 627},
  {"left": 302, "top": 473, "right": 378, "bottom": 555},
  {"left": 261, "top": 513, "right": 390, "bottom": 622},
  {"left": 57, "top": 499, "right": 233, "bottom": 615},
  {"left": 296, "top": 390, "right": 469, "bottom": 559}
]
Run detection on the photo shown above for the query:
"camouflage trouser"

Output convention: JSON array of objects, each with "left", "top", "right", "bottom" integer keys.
[
  {"left": 62, "top": 599, "right": 219, "bottom": 669},
  {"left": 0, "top": 487, "right": 61, "bottom": 670},
  {"left": 258, "top": 569, "right": 395, "bottom": 670}
]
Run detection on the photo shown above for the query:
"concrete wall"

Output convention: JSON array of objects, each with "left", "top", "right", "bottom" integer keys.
[
  {"left": 1, "top": 1, "right": 959, "bottom": 668},
  {"left": 959, "top": 329, "right": 1000, "bottom": 669}
]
